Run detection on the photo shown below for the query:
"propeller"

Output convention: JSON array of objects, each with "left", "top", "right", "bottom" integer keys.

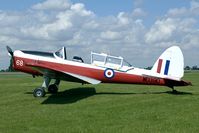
[
  {"left": 6, "top": 46, "right": 13, "bottom": 56},
  {"left": 6, "top": 46, "right": 14, "bottom": 71}
]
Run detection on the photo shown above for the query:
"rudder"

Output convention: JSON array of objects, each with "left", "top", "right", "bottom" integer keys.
[{"left": 151, "top": 46, "right": 184, "bottom": 80}]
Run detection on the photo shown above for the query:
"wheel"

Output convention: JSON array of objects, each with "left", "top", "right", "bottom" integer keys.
[
  {"left": 48, "top": 84, "right": 58, "bottom": 94},
  {"left": 33, "top": 87, "right": 46, "bottom": 97},
  {"left": 172, "top": 89, "right": 178, "bottom": 94}
]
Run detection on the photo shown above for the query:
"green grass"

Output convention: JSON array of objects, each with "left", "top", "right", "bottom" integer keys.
[{"left": 0, "top": 72, "right": 199, "bottom": 133}]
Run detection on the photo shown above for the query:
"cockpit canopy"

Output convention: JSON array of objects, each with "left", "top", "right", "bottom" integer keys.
[
  {"left": 53, "top": 47, "right": 133, "bottom": 71},
  {"left": 54, "top": 47, "right": 67, "bottom": 60},
  {"left": 91, "top": 52, "right": 132, "bottom": 70}
]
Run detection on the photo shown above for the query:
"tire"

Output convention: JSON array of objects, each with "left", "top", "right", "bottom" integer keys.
[
  {"left": 48, "top": 84, "right": 58, "bottom": 94},
  {"left": 33, "top": 87, "right": 46, "bottom": 97}
]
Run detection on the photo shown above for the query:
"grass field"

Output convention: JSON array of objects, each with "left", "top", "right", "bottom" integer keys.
[{"left": 0, "top": 71, "right": 199, "bottom": 133}]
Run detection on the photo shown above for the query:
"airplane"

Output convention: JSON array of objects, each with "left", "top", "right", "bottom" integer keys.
[{"left": 6, "top": 45, "right": 191, "bottom": 97}]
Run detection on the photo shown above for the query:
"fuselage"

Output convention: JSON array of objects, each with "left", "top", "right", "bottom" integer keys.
[{"left": 12, "top": 50, "right": 189, "bottom": 87}]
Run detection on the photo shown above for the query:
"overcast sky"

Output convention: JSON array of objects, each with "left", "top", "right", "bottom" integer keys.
[{"left": 0, "top": 0, "right": 199, "bottom": 69}]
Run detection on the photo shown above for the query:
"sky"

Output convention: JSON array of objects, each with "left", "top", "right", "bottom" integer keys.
[{"left": 0, "top": 0, "right": 199, "bottom": 69}]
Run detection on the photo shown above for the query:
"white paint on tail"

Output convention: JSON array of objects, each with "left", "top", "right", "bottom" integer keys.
[{"left": 151, "top": 46, "right": 184, "bottom": 80}]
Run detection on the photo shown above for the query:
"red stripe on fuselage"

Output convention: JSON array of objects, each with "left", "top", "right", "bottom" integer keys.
[
  {"left": 157, "top": 59, "right": 163, "bottom": 73},
  {"left": 13, "top": 56, "right": 167, "bottom": 86}
]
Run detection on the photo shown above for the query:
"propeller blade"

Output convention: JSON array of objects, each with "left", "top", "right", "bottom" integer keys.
[{"left": 6, "top": 46, "right": 13, "bottom": 56}]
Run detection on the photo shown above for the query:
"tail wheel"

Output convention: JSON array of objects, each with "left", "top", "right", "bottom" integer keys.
[
  {"left": 48, "top": 84, "right": 58, "bottom": 94},
  {"left": 33, "top": 87, "right": 46, "bottom": 97}
]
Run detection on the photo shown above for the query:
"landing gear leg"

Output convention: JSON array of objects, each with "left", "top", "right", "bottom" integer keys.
[
  {"left": 48, "top": 79, "right": 60, "bottom": 94},
  {"left": 42, "top": 76, "right": 51, "bottom": 88},
  {"left": 33, "top": 76, "right": 51, "bottom": 97}
]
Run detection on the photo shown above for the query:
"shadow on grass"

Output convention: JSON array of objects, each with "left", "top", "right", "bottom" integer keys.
[
  {"left": 25, "top": 87, "right": 193, "bottom": 104},
  {"left": 42, "top": 87, "right": 96, "bottom": 104},
  {"left": 140, "top": 91, "right": 193, "bottom": 95},
  {"left": 41, "top": 87, "right": 142, "bottom": 104}
]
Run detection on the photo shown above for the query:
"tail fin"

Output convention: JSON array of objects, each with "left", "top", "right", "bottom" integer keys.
[{"left": 151, "top": 46, "right": 184, "bottom": 80}]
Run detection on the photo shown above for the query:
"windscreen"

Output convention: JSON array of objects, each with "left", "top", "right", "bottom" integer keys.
[{"left": 55, "top": 48, "right": 63, "bottom": 58}]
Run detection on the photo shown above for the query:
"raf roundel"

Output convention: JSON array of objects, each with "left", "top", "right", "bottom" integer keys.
[{"left": 104, "top": 68, "right": 115, "bottom": 79}]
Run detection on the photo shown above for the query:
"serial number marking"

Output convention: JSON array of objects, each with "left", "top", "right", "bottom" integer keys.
[{"left": 143, "top": 77, "right": 160, "bottom": 84}]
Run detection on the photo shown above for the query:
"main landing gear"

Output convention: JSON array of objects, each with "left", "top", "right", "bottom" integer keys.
[
  {"left": 33, "top": 87, "right": 46, "bottom": 97},
  {"left": 48, "top": 84, "right": 58, "bottom": 94},
  {"left": 33, "top": 76, "right": 60, "bottom": 97}
]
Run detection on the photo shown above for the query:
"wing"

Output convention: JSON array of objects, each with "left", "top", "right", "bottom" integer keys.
[{"left": 26, "top": 63, "right": 101, "bottom": 85}]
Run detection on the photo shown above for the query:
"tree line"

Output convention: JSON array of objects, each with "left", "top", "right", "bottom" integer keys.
[
  {"left": 145, "top": 65, "right": 199, "bottom": 70},
  {"left": 184, "top": 65, "right": 199, "bottom": 70}
]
